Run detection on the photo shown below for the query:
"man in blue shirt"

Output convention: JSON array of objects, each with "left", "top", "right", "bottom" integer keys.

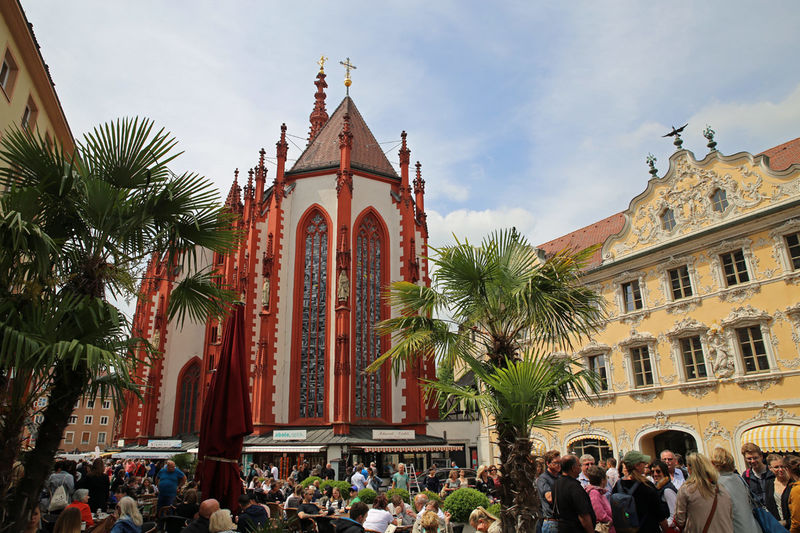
[{"left": 155, "top": 460, "right": 186, "bottom": 509}]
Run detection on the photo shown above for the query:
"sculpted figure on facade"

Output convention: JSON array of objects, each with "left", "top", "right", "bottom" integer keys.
[
  {"left": 707, "top": 328, "right": 735, "bottom": 378},
  {"left": 262, "top": 278, "right": 270, "bottom": 308},
  {"left": 337, "top": 269, "right": 350, "bottom": 302}
]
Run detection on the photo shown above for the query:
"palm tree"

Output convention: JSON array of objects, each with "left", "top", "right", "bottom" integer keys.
[
  {"left": 0, "top": 119, "right": 237, "bottom": 531},
  {"left": 369, "top": 229, "right": 605, "bottom": 533}
]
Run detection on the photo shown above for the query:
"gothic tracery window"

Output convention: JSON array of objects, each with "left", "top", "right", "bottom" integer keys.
[
  {"left": 177, "top": 362, "right": 200, "bottom": 434},
  {"left": 355, "top": 213, "right": 384, "bottom": 418},
  {"left": 298, "top": 212, "right": 328, "bottom": 418}
]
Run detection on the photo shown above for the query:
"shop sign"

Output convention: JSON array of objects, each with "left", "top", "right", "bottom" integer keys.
[
  {"left": 147, "top": 439, "right": 182, "bottom": 448},
  {"left": 372, "top": 429, "right": 415, "bottom": 440},
  {"left": 273, "top": 429, "right": 307, "bottom": 441}
]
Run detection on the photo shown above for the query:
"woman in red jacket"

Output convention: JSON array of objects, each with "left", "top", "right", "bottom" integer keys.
[{"left": 65, "top": 489, "right": 94, "bottom": 528}]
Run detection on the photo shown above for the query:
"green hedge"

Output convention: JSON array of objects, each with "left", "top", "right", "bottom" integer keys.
[
  {"left": 320, "top": 480, "right": 352, "bottom": 494},
  {"left": 486, "top": 503, "right": 501, "bottom": 517},
  {"left": 442, "top": 487, "right": 490, "bottom": 523},
  {"left": 300, "top": 476, "right": 322, "bottom": 488},
  {"left": 357, "top": 487, "right": 376, "bottom": 504},
  {"left": 386, "top": 488, "right": 411, "bottom": 504},
  {"left": 422, "top": 490, "right": 442, "bottom": 503}
]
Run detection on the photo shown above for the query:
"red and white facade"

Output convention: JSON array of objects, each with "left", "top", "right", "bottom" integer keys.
[{"left": 118, "top": 69, "right": 450, "bottom": 465}]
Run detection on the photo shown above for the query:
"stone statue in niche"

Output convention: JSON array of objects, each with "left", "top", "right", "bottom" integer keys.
[
  {"left": 708, "top": 329, "right": 735, "bottom": 378},
  {"left": 262, "top": 278, "right": 270, "bottom": 309},
  {"left": 337, "top": 270, "right": 350, "bottom": 302}
]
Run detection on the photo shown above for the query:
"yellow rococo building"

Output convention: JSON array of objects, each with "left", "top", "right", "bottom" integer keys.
[{"left": 482, "top": 135, "right": 800, "bottom": 471}]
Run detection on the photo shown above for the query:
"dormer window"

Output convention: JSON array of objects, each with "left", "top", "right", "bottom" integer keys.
[
  {"left": 711, "top": 188, "right": 729, "bottom": 212},
  {"left": 661, "top": 209, "right": 676, "bottom": 231}
]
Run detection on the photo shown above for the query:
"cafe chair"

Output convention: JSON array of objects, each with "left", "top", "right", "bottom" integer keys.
[
  {"left": 141, "top": 521, "right": 157, "bottom": 533},
  {"left": 162, "top": 515, "right": 189, "bottom": 533},
  {"left": 266, "top": 502, "right": 283, "bottom": 518}
]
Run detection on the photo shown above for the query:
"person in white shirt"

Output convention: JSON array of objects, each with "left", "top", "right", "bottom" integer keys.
[
  {"left": 351, "top": 464, "right": 366, "bottom": 491},
  {"left": 660, "top": 450, "right": 686, "bottom": 489},
  {"left": 577, "top": 454, "right": 595, "bottom": 488},
  {"left": 362, "top": 494, "right": 397, "bottom": 532},
  {"left": 605, "top": 457, "right": 620, "bottom": 490},
  {"left": 270, "top": 463, "right": 279, "bottom": 480}
]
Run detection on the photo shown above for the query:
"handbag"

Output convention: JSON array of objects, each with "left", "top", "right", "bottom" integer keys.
[{"left": 753, "top": 506, "right": 789, "bottom": 533}]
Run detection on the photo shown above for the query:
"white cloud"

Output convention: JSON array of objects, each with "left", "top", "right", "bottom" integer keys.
[{"left": 427, "top": 207, "right": 538, "bottom": 248}]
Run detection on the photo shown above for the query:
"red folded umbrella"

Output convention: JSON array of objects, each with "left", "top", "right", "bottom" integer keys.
[{"left": 196, "top": 303, "right": 253, "bottom": 512}]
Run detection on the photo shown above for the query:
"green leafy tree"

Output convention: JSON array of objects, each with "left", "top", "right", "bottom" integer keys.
[
  {"left": 0, "top": 119, "right": 237, "bottom": 531},
  {"left": 369, "top": 229, "right": 605, "bottom": 532}
]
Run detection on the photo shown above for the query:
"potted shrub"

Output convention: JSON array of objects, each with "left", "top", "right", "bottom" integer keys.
[
  {"left": 300, "top": 475, "right": 322, "bottom": 488},
  {"left": 386, "top": 488, "right": 411, "bottom": 504},
  {"left": 356, "top": 487, "right": 377, "bottom": 505},
  {"left": 422, "top": 490, "right": 442, "bottom": 504},
  {"left": 320, "top": 480, "right": 352, "bottom": 494},
  {"left": 442, "top": 487, "right": 490, "bottom": 530}
]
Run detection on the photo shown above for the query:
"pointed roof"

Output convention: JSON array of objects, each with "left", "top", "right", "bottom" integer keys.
[
  {"left": 760, "top": 136, "right": 800, "bottom": 171},
  {"left": 538, "top": 212, "right": 626, "bottom": 269},
  {"left": 289, "top": 96, "right": 398, "bottom": 178}
]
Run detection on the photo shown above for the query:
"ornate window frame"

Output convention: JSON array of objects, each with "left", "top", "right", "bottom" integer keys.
[
  {"left": 770, "top": 218, "right": 800, "bottom": 280},
  {"left": 618, "top": 331, "right": 660, "bottom": 391},
  {"left": 709, "top": 187, "right": 730, "bottom": 214},
  {"left": 708, "top": 238, "right": 757, "bottom": 296},
  {"left": 656, "top": 255, "right": 701, "bottom": 308},
  {"left": 613, "top": 270, "right": 649, "bottom": 320},
  {"left": 665, "top": 318, "right": 713, "bottom": 385},
  {"left": 577, "top": 341, "right": 614, "bottom": 395},
  {"left": 719, "top": 306, "right": 780, "bottom": 387}
]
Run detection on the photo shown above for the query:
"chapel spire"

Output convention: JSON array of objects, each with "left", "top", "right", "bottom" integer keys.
[
  {"left": 308, "top": 56, "right": 329, "bottom": 144},
  {"left": 225, "top": 168, "right": 242, "bottom": 213}
]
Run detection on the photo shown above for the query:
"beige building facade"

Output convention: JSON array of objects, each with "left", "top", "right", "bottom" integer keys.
[
  {"left": 481, "top": 136, "right": 800, "bottom": 471},
  {"left": 0, "top": 0, "right": 73, "bottom": 151}
]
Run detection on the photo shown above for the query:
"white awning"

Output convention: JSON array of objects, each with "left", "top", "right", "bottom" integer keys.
[
  {"left": 112, "top": 451, "right": 176, "bottom": 459},
  {"left": 242, "top": 445, "right": 326, "bottom": 453},
  {"left": 742, "top": 425, "right": 800, "bottom": 452},
  {"left": 359, "top": 445, "right": 463, "bottom": 453}
]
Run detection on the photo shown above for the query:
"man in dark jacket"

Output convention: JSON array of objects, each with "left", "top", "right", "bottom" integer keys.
[
  {"left": 180, "top": 498, "right": 219, "bottom": 533},
  {"left": 334, "top": 502, "right": 368, "bottom": 533},
  {"left": 322, "top": 463, "right": 337, "bottom": 480},
  {"left": 742, "top": 442, "right": 780, "bottom": 520},
  {"left": 553, "top": 455, "right": 595, "bottom": 533},
  {"left": 237, "top": 494, "right": 269, "bottom": 533}
]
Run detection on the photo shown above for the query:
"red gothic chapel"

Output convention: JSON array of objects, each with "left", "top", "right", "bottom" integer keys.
[{"left": 117, "top": 65, "right": 467, "bottom": 473}]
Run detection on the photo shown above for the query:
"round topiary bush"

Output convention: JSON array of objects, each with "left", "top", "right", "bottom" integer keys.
[
  {"left": 386, "top": 488, "right": 411, "bottom": 504},
  {"left": 321, "top": 480, "right": 352, "bottom": 494},
  {"left": 486, "top": 503, "right": 501, "bottom": 517},
  {"left": 300, "top": 475, "right": 322, "bottom": 488},
  {"left": 357, "top": 487, "right": 377, "bottom": 504},
  {"left": 422, "top": 490, "right": 442, "bottom": 504},
  {"left": 442, "top": 487, "right": 490, "bottom": 523}
]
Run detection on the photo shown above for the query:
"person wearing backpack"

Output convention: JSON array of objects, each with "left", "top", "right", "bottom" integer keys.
[
  {"left": 674, "top": 453, "right": 734, "bottom": 533},
  {"left": 553, "top": 454, "right": 596, "bottom": 533},
  {"left": 611, "top": 451, "right": 668, "bottom": 533}
]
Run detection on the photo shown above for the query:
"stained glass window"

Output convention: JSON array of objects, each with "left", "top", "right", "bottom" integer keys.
[
  {"left": 298, "top": 213, "right": 328, "bottom": 418},
  {"left": 177, "top": 362, "right": 200, "bottom": 434},
  {"left": 355, "top": 214, "right": 383, "bottom": 418}
]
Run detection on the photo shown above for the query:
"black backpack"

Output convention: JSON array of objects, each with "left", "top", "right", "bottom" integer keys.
[{"left": 611, "top": 481, "right": 642, "bottom": 533}]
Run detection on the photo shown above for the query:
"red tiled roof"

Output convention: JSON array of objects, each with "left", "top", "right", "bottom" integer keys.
[
  {"left": 289, "top": 96, "right": 398, "bottom": 178},
  {"left": 538, "top": 212, "right": 625, "bottom": 269},
  {"left": 759, "top": 136, "right": 800, "bottom": 171}
]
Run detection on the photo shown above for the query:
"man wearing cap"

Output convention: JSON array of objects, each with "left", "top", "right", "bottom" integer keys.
[
  {"left": 614, "top": 451, "right": 669, "bottom": 532},
  {"left": 348, "top": 485, "right": 362, "bottom": 505},
  {"left": 553, "top": 454, "right": 595, "bottom": 533}
]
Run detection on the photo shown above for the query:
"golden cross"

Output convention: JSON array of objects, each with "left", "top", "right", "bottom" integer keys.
[{"left": 317, "top": 55, "right": 328, "bottom": 73}]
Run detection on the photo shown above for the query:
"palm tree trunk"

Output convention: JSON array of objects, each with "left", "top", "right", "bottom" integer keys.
[
  {"left": 496, "top": 423, "right": 541, "bottom": 533},
  {"left": 3, "top": 362, "right": 86, "bottom": 533}
]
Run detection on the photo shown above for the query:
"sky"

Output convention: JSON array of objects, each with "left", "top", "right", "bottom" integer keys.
[{"left": 21, "top": 1, "right": 800, "bottom": 251}]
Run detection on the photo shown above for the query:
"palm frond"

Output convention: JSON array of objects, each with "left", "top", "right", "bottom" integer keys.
[{"left": 166, "top": 267, "right": 238, "bottom": 328}]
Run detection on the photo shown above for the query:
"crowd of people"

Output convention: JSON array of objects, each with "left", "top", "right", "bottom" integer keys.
[
  {"left": 27, "top": 441, "right": 800, "bottom": 533},
  {"left": 533, "top": 442, "right": 798, "bottom": 532}
]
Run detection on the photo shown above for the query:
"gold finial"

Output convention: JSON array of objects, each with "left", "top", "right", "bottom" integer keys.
[
  {"left": 317, "top": 55, "right": 328, "bottom": 73},
  {"left": 339, "top": 57, "right": 357, "bottom": 93}
]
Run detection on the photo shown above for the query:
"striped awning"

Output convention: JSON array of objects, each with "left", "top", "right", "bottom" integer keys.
[
  {"left": 359, "top": 445, "right": 463, "bottom": 453},
  {"left": 567, "top": 434, "right": 611, "bottom": 447},
  {"left": 531, "top": 440, "right": 546, "bottom": 455},
  {"left": 742, "top": 425, "right": 800, "bottom": 453},
  {"left": 242, "top": 445, "right": 326, "bottom": 453}
]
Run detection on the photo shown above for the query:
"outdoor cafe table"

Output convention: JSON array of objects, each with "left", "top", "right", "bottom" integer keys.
[{"left": 306, "top": 512, "right": 347, "bottom": 533}]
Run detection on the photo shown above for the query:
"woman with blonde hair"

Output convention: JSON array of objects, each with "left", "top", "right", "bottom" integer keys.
[
  {"left": 475, "top": 465, "right": 491, "bottom": 495},
  {"left": 709, "top": 447, "right": 759, "bottom": 532},
  {"left": 468, "top": 507, "right": 499, "bottom": 533},
  {"left": 53, "top": 507, "right": 82, "bottom": 533},
  {"left": 675, "top": 453, "right": 734, "bottom": 532},
  {"left": 208, "top": 509, "right": 236, "bottom": 533},
  {"left": 110, "top": 496, "right": 143, "bottom": 533}
]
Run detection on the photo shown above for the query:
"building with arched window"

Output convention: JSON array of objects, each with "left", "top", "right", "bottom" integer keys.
[{"left": 118, "top": 67, "right": 476, "bottom": 473}]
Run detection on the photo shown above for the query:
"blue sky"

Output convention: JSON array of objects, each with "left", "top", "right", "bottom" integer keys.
[{"left": 22, "top": 1, "right": 800, "bottom": 250}]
